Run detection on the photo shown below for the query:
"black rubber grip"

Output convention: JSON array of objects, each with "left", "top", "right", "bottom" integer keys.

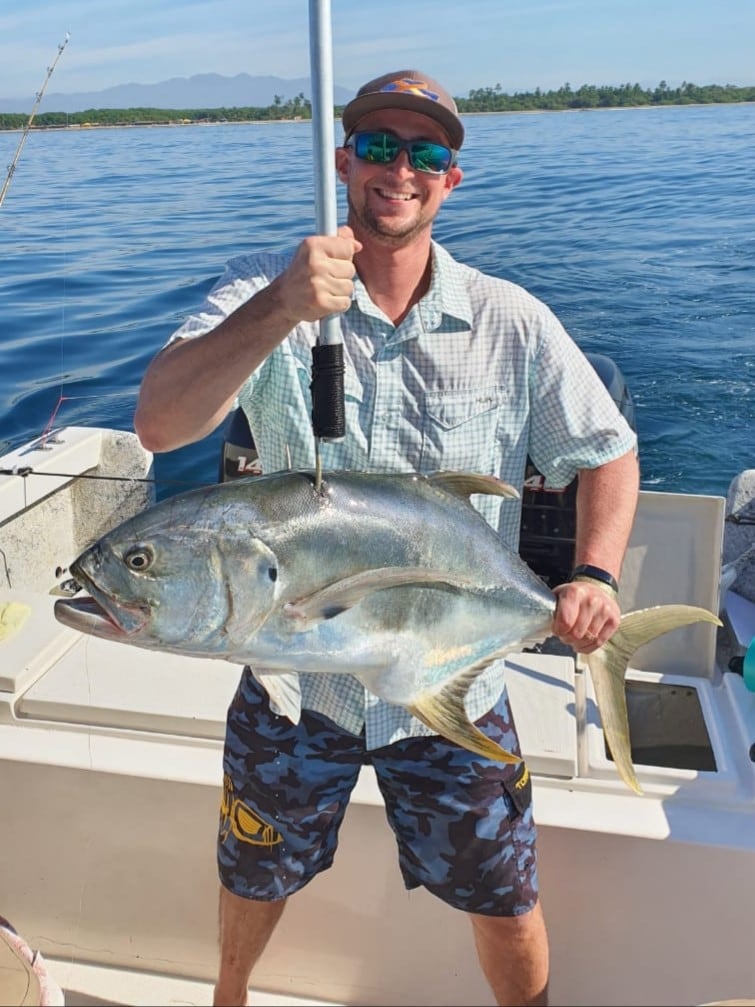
[{"left": 310, "top": 341, "right": 345, "bottom": 439}]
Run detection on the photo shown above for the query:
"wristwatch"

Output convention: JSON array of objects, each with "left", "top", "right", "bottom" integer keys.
[{"left": 569, "top": 563, "right": 619, "bottom": 595}]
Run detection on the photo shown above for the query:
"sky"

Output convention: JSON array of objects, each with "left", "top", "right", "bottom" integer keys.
[{"left": 1, "top": 0, "right": 753, "bottom": 101}]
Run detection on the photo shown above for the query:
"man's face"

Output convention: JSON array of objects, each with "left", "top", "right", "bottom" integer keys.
[{"left": 336, "top": 109, "right": 463, "bottom": 246}]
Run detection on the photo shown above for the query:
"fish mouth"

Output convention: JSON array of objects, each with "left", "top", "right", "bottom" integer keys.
[{"left": 54, "top": 565, "right": 150, "bottom": 639}]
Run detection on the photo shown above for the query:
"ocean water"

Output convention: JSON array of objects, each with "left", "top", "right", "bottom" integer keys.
[{"left": 0, "top": 103, "right": 753, "bottom": 498}]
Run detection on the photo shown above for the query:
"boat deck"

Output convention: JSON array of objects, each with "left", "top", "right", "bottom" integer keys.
[{"left": 47, "top": 958, "right": 342, "bottom": 1006}]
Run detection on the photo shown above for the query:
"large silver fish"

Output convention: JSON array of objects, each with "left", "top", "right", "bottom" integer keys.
[{"left": 54, "top": 470, "right": 720, "bottom": 794}]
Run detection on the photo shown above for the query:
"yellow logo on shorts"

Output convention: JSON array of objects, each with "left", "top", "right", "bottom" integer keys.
[
  {"left": 219, "top": 773, "right": 283, "bottom": 847},
  {"left": 514, "top": 764, "right": 530, "bottom": 790}
]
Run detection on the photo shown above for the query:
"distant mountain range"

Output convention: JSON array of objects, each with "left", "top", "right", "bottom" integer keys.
[{"left": 0, "top": 72, "right": 355, "bottom": 114}]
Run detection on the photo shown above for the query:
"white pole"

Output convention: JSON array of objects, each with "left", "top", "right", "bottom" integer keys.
[
  {"left": 308, "top": 0, "right": 344, "bottom": 448},
  {"left": 308, "top": 0, "right": 338, "bottom": 247}
]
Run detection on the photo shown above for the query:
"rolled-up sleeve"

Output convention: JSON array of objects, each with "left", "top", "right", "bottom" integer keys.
[{"left": 527, "top": 307, "right": 637, "bottom": 489}]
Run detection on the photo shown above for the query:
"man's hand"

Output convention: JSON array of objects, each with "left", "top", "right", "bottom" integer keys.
[
  {"left": 275, "top": 225, "right": 362, "bottom": 324},
  {"left": 551, "top": 451, "right": 638, "bottom": 653},
  {"left": 551, "top": 579, "right": 621, "bottom": 653}
]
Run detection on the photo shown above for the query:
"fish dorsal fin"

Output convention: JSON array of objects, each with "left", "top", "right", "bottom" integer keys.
[
  {"left": 407, "top": 658, "right": 522, "bottom": 764},
  {"left": 283, "top": 566, "right": 475, "bottom": 630},
  {"left": 427, "top": 472, "right": 519, "bottom": 502}
]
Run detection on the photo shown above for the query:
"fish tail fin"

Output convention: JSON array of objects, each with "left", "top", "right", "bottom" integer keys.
[
  {"left": 407, "top": 665, "right": 522, "bottom": 764},
  {"left": 586, "top": 604, "right": 722, "bottom": 795}
]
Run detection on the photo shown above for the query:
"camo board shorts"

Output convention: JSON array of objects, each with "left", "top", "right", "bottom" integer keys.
[{"left": 218, "top": 669, "right": 539, "bottom": 916}]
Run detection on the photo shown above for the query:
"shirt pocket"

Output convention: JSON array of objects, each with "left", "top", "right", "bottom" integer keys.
[{"left": 420, "top": 387, "right": 507, "bottom": 471}]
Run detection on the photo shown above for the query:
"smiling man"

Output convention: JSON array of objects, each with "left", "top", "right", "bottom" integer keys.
[{"left": 135, "top": 69, "right": 639, "bottom": 1007}]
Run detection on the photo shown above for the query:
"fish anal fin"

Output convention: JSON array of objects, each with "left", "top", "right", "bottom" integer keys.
[
  {"left": 427, "top": 472, "right": 519, "bottom": 501},
  {"left": 407, "top": 660, "right": 521, "bottom": 765}
]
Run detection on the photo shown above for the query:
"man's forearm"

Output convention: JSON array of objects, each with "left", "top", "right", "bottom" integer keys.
[
  {"left": 573, "top": 449, "right": 640, "bottom": 581},
  {"left": 134, "top": 280, "right": 296, "bottom": 453},
  {"left": 550, "top": 448, "right": 639, "bottom": 651}
]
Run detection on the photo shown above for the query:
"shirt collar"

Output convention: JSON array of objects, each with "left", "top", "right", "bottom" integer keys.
[
  {"left": 351, "top": 241, "right": 474, "bottom": 333},
  {"left": 424, "top": 241, "right": 474, "bottom": 329}
]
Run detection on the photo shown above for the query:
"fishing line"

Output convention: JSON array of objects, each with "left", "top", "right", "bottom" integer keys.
[
  {"left": 0, "top": 465, "right": 212, "bottom": 490},
  {"left": 39, "top": 394, "right": 71, "bottom": 442},
  {"left": 2, "top": 33, "right": 85, "bottom": 453},
  {"left": 46, "top": 95, "right": 75, "bottom": 447},
  {"left": 8, "top": 34, "right": 84, "bottom": 451},
  {"left": 8, "top": 34, "right": 142, "bottom": 467}
]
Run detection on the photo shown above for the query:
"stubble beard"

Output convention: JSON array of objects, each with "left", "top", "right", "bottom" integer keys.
[{"left": 346, "top": 192, "right": 433, "bottom": 248}]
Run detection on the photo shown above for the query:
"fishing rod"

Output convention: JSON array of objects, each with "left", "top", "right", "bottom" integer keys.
[{"left": 0, "top": 32, "right": 70, "bottom": 210}]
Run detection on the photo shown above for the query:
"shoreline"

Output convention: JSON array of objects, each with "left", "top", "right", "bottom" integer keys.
[{"left": 1, "top": 100, "right": 753, "bottom": 134}]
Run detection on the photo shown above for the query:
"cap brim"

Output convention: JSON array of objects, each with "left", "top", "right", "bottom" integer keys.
[{"left": 342, "top": 92, "right": 464, "bottom": 150}]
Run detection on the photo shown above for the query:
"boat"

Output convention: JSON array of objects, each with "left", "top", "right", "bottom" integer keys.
[{"left": 1, "top": 417, "right": 754, "bottom": 1007}]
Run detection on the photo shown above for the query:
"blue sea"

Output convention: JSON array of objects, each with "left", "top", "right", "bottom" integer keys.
[{"left": 1, "top": 103, "right": 753, "bottom": 498}]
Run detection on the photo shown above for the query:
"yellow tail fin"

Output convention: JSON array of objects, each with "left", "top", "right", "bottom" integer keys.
[{"left": 586, "top": 605, "right": 722, "bottom": 794}]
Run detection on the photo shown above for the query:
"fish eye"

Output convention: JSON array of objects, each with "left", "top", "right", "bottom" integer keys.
[
  {"left": 123, "top": 546, "right": 154, "bottom": 571},
  {"left": 268, "top": 566, "right": 277, "bottom": 582}
]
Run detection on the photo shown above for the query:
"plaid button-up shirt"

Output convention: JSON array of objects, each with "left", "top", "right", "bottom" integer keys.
[{"left": 169, "top": 241, "right": 637, "bottom": 747}]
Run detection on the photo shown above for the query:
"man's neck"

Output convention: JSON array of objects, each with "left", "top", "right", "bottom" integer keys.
[{"left": 354, "top": 236, "right": 433, "bottom": 327}]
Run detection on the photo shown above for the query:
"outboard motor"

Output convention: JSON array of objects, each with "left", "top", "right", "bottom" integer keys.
[
  {"left": 218, "top": 353, "right": 637, "bottom": 588},
  {"left": 218, "top": 407, "right": 260, "bottom": 483}
]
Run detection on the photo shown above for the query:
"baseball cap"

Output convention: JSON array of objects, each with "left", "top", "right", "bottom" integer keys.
[{"left": 342, "top": 70, "right": 465, "bottom": 150}]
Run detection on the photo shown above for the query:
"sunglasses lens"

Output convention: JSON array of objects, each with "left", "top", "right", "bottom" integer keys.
[
  {"left": 410, "top": 141, "right": 453, "bottom": 173},
  {"left": 353, "top": 132, "right": 399, "bottom": 164},
  {"left": 351, "top": 132, "right": 453, "bottom": 174}
]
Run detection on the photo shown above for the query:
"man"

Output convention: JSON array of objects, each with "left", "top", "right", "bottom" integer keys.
[{"left": 135, "top": 70, "right": 639, "bottom": 1007}]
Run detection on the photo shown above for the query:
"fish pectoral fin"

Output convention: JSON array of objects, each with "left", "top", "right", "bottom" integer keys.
[
  {"left": 407, "top": 662, "right": 521, "bottom": 765},
  {"left": 585, "top": 604, "right": 722, "bottom": 796},
  {"left": 283, "top": 567, "right": 474, "bottom": 629},
  {"left": 252, "top": 669, "right": 302, "bottom": 724},
  {"left": 427, "top": 472, "right": 519, "bottom": 501}
]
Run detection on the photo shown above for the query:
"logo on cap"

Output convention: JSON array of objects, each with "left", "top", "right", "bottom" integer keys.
[{"left": 380, "top": 77, "right": 440, "bottom": 103}]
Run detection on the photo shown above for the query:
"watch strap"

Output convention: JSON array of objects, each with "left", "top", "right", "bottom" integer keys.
[{"left": 569, "top": 563, "right": 619, "bottom": 595}]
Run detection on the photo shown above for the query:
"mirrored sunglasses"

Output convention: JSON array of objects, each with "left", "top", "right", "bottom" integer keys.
[{"left": 346, "top": 130, "right": 456, "bottom": 175}]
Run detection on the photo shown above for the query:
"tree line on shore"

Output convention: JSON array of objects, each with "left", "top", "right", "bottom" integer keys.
[{"left": 1, "top": 80, "right": 752, "bottom": 131}]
